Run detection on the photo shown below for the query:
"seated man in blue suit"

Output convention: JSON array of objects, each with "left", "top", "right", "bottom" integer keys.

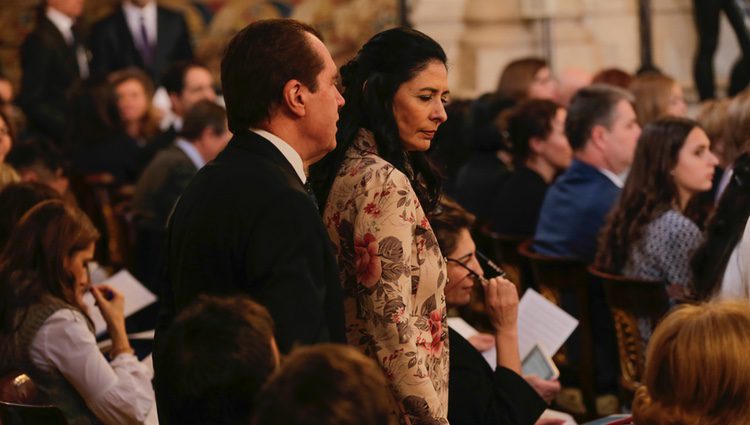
[{"left": 534, "top": 84, "right": 641, "bottom": 264}]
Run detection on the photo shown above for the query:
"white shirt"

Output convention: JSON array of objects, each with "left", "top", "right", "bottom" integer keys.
[
  {"left": 250, "top": 129, "right": 307, "bottom": 183},
  {"left": 29, "top": 309, "right": 155, "bottom": 425},
  {"left": 175, "top": 137, "right": 206, "bottom": 170},
  {"left": 45, "top": 7, "right": 89, "bottom": 78},
  {"left": 122, "top": 0, "right": 157, "bottom": 51},
  {"left": 598, "top": 168, "right": 625, "bottom": 188},
  {"left": 718, "top": 216, "right": 750, "bottom": 300}
]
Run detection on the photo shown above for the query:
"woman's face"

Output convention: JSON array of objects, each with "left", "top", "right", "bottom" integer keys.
[
  {"left": 527, "top": 67, "right": 557, "bottom": 100},
  {"left": 392, "top": 60, "right": 449, "bottom": 152},
  {"left": 537, "top": 108, "right": 572, "bottom": 170},
  {"left": 115, "top": 79, "right": 149, "bottom": 124},
  {"left": 0, "top": 115, "right": 11, "bottom": 163},
  {"left": 445, "top": 228, "right": 483, "bottom": 308},
  {"left": 672, "top": 127, "right": 718, "bottom": 202},
  {"left": 666, "top": 83, "right": 688, "bottom": 118},
  {"left": 65, "top": 242, "right": 95, "bottom": 309}
]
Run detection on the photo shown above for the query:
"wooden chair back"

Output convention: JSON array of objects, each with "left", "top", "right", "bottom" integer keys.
[{"left": 0, "top": 372, "right": 68, "bottom": 425}]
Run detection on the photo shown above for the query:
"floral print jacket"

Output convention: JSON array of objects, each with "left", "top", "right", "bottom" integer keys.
[{"left": 323, "top": 129, "right": 449, "bottom": 425}]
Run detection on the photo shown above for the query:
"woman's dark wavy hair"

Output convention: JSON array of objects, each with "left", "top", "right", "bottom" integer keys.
[
  {"left": 312, "top": 27, "right": 447, "bottom": 213},
  {"left": 596, "top": 117, "right": 704, "bottom": 272},
  {"left": 692, "top": 152, "right": 750, "bottom": 300}
]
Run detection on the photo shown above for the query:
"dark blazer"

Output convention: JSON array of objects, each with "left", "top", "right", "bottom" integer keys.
[
  {"left": 18, "top": 16, "right": 82, "bottom": 144},
  {"left": 448, "top": 328, "right": 547, "bottom": 425},
  {"left": 533, "top": 160, "right": 621, "bottom": 263},
  {"left": 454, "top": 153, "right": 511, "bottom": 222},
  {"left": 156, "top": 131, "right": 346, "bottom": 353},
  {"left": 491, "top": 166, "right": 549, "bottom": 237},
  {"left": 89, "top": 5, "right": 193, "bottom": 84}
]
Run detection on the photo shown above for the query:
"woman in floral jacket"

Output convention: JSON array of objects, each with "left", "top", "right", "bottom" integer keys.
[{"left": 312, "top": 28, "right": 451, "bottom": 425}]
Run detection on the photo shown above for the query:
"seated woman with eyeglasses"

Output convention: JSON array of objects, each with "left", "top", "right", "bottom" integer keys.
[
  {"left": 0, "top": 200, "right": 154, "bottom": 425},
  {"left": 431, "top": 197, "right": 557, "bottom": 425}
]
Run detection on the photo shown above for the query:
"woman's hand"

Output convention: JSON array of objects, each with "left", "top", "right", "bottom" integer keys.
[
  {"left": 91, "top": 285, "right": 133, "bottom": 357},
  {"left": 482, "top": 277, "right": 519, "bottom": 332},
  {"left": 524, "top": 375, "right": 561, "bottom": 404}
]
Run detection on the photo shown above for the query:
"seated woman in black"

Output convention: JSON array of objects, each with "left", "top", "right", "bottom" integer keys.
[
  {"left": 431, "top": 198, "right": 553, "bottom": 425},
  {"left": 491, "top": 99, "right": 571, "bottom": 236}
]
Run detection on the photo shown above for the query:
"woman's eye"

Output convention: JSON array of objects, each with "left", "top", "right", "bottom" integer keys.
[{"left": 419, "top": 95, "right": 432, "bottom": 102}]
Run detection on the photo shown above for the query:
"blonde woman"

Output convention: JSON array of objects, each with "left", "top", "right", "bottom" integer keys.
[{"left": 629, "top": 73, "right": 687, "bottom": 126}]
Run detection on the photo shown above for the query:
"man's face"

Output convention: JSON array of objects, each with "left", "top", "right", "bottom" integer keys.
[
  {"left": 173, "top": 67, "right": 216, "bottom": 117},
  {"left": 300, "top": 33, "right": 345, "bottom": 165},
  {"left": 47, "top": 0, "right": 85, "bottom": 19},
  {"left": 600, "top": 100, "right": 641, "bottom": 174}
]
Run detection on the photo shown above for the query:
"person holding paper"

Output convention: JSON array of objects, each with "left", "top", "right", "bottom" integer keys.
[
  {"left": 0, "top": 200, "right": 154, "bottom": 425},
  {"left": 431, "top": 197, "right": 556, "bottom": 425}
]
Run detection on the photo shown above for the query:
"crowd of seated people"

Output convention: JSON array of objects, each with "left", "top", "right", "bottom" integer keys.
[{"left": 4, "top": 1, "right": 750, "bottom": 424}]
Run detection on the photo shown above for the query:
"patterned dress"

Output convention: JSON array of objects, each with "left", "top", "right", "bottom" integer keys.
[{"left": 323, "top": 129, "right": 449, "bottom": 425}]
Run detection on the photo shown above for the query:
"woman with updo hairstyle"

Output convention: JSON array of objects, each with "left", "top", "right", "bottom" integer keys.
[
  {"left": 312, "top": 27, "right": 450, "bottom": 424},
  {"left": 632, "top": 301, "right": 750, "bottom": 425},
  {"left": 0, "top": 200, "right": 154, "bottom": 425},
  {"left": 629, "top": 73, "right": 688, "bottom": 126}
]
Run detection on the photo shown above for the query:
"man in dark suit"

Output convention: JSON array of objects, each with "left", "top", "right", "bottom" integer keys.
[
  {"left": 89, "top": 0, "right": 193, "bottom": 85},
  {"left": 18, "top": 0, "right": 88, "bottom": 146},
  {"left": 156, "top": 19, "right": 346, "bottom": 366},
  {"left": 533, "top": 85, "right": 641, "bottom": 264}
]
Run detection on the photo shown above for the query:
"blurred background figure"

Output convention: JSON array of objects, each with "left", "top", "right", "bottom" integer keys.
[
  {"left": 629, "top": 72, "right": 688, "bottom": 127},
  {"left": 591, "top": 68, "right": 634, "bottom": 89}
]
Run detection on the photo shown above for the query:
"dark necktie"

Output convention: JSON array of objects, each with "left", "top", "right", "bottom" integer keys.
[
  {"left": 304, "top": 181, "right": 319, "bottom": 211},
  {"left": 139, "top": 15, "right": 154, "bottom": 67}
]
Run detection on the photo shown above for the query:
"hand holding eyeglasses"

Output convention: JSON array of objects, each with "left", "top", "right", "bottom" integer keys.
[{"left": 482, "top": 276, "right": 519, "bottom": 332}]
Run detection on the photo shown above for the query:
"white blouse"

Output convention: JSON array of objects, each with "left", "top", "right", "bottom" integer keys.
[
  {"left": 29, "top": 309, "right": 155, "bottom": 425},
  {"left": 718, "top": 216, "right": 750, "bottom": 300}
]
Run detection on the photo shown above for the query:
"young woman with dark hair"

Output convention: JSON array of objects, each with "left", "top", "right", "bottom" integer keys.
[
  {"left": 312, "top": 27, "right": 450, "bottom": 424},
  {"left": 597, "top": 117, "right": 718, "bottom": 300},
  {"left": 0, "top": 200, "right": 154, "bottom": 425},
  {"left": 692, "top": 152, "right": 750, "bottom": 300}
]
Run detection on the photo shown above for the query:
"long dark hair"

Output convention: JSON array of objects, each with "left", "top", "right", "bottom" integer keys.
[
  {"left": 0, "top": 200, "right": 99, "bottom": 333},
  {"left": 596, "top": 117, "right": 703, "bottom": 272},
  {"left": 311, "top": 27, "right": 447, "bottom": 213},
  {"left": 692, "top": 153, "right": 750, "bottom": 300}
]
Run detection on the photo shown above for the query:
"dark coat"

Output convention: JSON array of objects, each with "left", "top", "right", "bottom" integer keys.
[
  {"left": 491, "top": 166, "right": 549, "bottom": 237},
  {"left": 448, "top": 328, "right": 547, "bottom": 425},
  {"left": 156, "top": 130, "right": 346, "bottom": 353},
  {"left": 89, "top": 5, "right": 193, "bottom": 84}
]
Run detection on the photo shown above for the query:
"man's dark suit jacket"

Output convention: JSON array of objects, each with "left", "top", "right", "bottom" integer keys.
[
  {"left": 156, "top": 131, "right": 346, "bottom": 354},
  {"left": 18, "top": 16, "right": 81, "bottom": 144},
  {"left": 448, "top": 328, "right": 547, "bottom": 425},
  {"left": 533, "top": 159, "right": 621, "bottom": 264},
  {"left": 89, "top": 5, "right": 193, "bottom": 84}
]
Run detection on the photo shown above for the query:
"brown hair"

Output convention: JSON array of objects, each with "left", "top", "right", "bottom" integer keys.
[
  {"left": 591, "top": 68, "right": 633, "bottom": 89},
  {"left": 596, "top": 117, "right": 702, "bottom": 272},
  {"left": 180, "top": 100, "right": 227, "bottom": 142},
  {"left": 505, "top": 99, "right": 562, "bottom": 163},
  {"left": 565, "top": 84, "right": 634, "bottom": 150},
  {"left": 254, "top": 344, "right": 395, "bottom": 425},
  {"left": 724, "top": 90, "right": 750, "bottom": 165},
  {"left": 221, "top": 19, "right": 324, "bottom": 132},
  {"left": 107, "top": 67, "right": 161, "bottom": 139},
  {"left": 632, "top": 301, "right": 750, "bottom": 425},
  {"left": 431, "top": 197, "right": 476, "bottom": 256},
  {"left": 0, "top": 200, "right": 99, "bottom": 332},
  {"left": 696, "top": 99, "right": 730, "bottom": 167},
  {"left": 496, "top": 57, "right": 548, "bottom": 101},
  {"left": 629, "top": 73, "right": 678, "bottom": 126}
]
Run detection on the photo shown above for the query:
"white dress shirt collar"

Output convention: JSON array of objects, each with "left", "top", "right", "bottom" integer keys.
[
  {"left": 175, "top": 137, "right": 206, "bottom": 170},
  {"left": 250, "top": 129, "right": 306, "bottom": 183},
  {"left": 122, "top": 0, "right": 157, "bottom": 47},
  {"left": 598, "top": 167, "right": 625, "bottom": 188},
  {"left": 46, "top": 7, "right": 75, "bottom": 45}
]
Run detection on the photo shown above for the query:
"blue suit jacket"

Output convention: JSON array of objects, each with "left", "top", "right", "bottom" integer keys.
[{"left": 533, "top": 160, "right": 621, "bottom": 263}]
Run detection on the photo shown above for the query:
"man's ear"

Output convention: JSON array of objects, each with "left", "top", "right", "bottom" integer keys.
[
  {"left": 529, "top": 136, "right": 546, "bottom": 155},
  {"left": 282, "top": 79, "right": 306, "bottom": 118},
  {"left": 590, "top": 124, "right": 608, "bottom": 150}
]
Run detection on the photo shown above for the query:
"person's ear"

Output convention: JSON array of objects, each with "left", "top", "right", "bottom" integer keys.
[
  {"left": 590, "top": 124, "right": 608, "bottom": 150},
  {"left": 282, "top": 79, "right": 306, "bottom": 118},
  {"left": 529, "top": 136, "right": 546, "bottom": 155}
]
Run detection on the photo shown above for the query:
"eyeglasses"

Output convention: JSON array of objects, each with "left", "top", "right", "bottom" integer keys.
[{"left": 445, "top": 250, "right": 506, "bottom": 285}]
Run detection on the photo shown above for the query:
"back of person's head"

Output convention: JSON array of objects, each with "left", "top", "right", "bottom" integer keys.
[
  {"left": 430, "top": 196, "right": 476, "bottom": 255},
  {"left": 692, "top": 152, "right": 750, "bottom": 300},
  {"left": 629, "top": 72, "right": 683, "bottom": 126},
  {"left": 154, "top": 294, "right": 278, "bottom": 425},
  {"left": 315, "top": 27, "right": 447, "bottom": 212},
  {"left": 724, "top": 90, "right": 750, "bottom": 165},
  {"left": 696, "top": 98, "right": 730, "bottom": 166},
  {"left": 596, "top": 117, "right": 700, "bottom": 272},
  {"left": 565, "top": 84, "right": 634, "bottom": 150},
  {"left": 221, "top": 19, "right": 323, "bottom": 133},
  {"left": 0, "top": 200, "right": 99, "bottom": 330},
  {"left": 254, "top": 344, "right": 394, "bottom": 425},
  {"left": 5, "top": 140, "right": 68, "bottom": 194},
  {"left": 506, "top": 99, "right": 561, "bottom": 163},
  {"left": 496, "top": 57, "right": 548, "bottom": 101},
  {"left": 632, "top": 301, "right": 750, "bottom": 425},
  {"left": 591, "top": 67, "right": 633, "bottom": 89},
  {"left": 180, "top": 100, "right": 228, "bottom": 142},
  {"left": 0, "top": 182, "right": 59, "bottom": 250}
]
